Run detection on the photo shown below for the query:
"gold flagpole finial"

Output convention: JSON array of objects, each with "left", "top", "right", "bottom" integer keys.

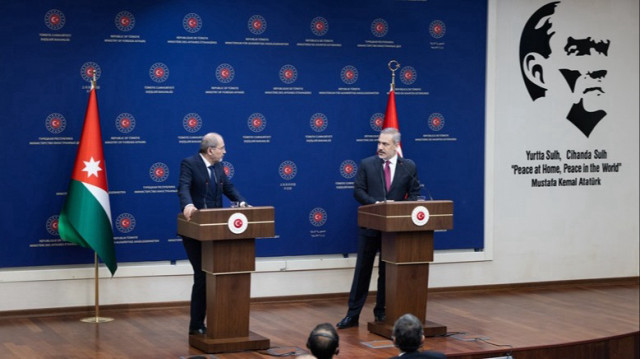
[
  {"left": 91, "top": 71, "right": 97, "bottom": 89},
  {"left": 388, "top": 60, "right": 400, "bottom": 91}
]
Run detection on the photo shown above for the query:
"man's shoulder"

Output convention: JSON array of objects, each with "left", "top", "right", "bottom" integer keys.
[
  {"left": 180, "top": 154, "right": 205, "bottom": 175},
  {"left": 413, "top": 351, "right": 447, "bottom": 358},
  {"left": 398, "top": 157, "right": 417, "bottom": 167},
  {"left": 182, "top": 154, "right": 201, "bottom": 164},
  {"left": 360, "top": 155, "right": 380, "bottom": 165},
  {"left": 391, "top": 351, "right": 446, "bottom": 359}
]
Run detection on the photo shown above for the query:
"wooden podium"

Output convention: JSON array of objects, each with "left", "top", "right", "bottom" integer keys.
[
  {"left": 177, "top": 206, "right": 274, "bottom": 353},
  {"left": 358, "top": 200, "right": 453, "bottom": 338}
]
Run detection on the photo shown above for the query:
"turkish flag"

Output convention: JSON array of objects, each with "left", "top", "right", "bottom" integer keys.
[{"left": 383, "top": 88, "right": 403, "bottom": 157}]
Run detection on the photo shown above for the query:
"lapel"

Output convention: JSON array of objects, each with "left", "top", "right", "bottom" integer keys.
[
  {"left": 196, "top": 154, "right": 213, "bottom": 187},
  {"left": 375, "top": 157, "right": 386, "bottom": 192},
  {"left": 195, "top": 155, "right": 210, "bottom": 182},
  {"left": 196, "top": 155, "right": 219, "bottom": 190},
  {"left": 388, "top": 157, "right": 404, "bottom": 192}
]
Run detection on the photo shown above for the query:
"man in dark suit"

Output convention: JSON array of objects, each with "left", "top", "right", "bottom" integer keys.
[
  {"left": 336, "top": 128, "right": 421, "bottom": 329},
  {"left": 390, "top": 314, "right": 447, "bottom": 358},
  {"left": 178, "top": 132, "right": 247, "bottom": 335}
]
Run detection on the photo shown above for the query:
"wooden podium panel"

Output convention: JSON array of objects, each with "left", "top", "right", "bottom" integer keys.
[
  {"left": 385, "top": 262, "right": 429, "bottom": 322},
  {"left": 177, "top": 207, "right": 274, "bottom": 353},
  {"left": 202, "top": 239, "right": 255, "bottom": 274},
  {"left": 358, "top": 200, "right": 453, "bottom": 232},
  {"left": 177, "top": 206, "right": 275, "bottom": 241},
  {"left": 207, "top": 273, "right": 251, "bottom": 338},
  {"left": 358, "top": 201, "right": 453, "bottom": 338},
  {"left": 381, "top": 231, "right": 434, "bottom": 264}
]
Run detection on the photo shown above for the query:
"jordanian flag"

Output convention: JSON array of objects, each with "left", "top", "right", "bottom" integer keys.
[{"left": 59, "top": 82, "right": 117, "bottom": 275}]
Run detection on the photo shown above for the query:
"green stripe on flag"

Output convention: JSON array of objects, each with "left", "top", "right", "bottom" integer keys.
[{"left": 59, "top": 180, "right": 117, "bottom": 275}]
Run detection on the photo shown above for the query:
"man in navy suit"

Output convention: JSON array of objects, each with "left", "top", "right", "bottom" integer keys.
[
  {"left": 336, "top": 128, "right": 421, "bottom": 329},
  {"left": 390, "top": 314, "right": 447, "bottom": 358},
  {"left": 178, "top": 132, "right": 247, "bottom": 335}
]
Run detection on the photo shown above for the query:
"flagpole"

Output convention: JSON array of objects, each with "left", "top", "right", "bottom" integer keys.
[
  {"left": 388, "top": 60, "right": 400, "bottom": 91},
  {"left": 91, "top": 73, "right": 97, "bottom": 91},
  {"left": 384, "top": 60, "right": 403, "bottom": 157},
  {"left": 81, "top": 253, "right": 114, "bottom": 323},
  {"left": 80, "top": 73, "right": 113, "bottom": 324}
]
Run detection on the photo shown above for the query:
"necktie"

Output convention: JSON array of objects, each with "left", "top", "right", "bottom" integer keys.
[
  {"left": 208, "top": 165, "right": 217, "bottom": 191},
  {"left": 208, "top": 165, "right": 215, "bottom": 181},
  {"left": 384, "top": 160, "right": 391, "bottom": 192}
]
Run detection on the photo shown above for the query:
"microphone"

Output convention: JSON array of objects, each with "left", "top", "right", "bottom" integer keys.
[{"left": 398, "top": 160, "right": 433, "bottom": 201}]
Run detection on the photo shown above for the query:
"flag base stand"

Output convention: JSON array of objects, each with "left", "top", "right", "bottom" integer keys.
[{"left": 81, "top": 316, "right": 114, "bottom": 323}]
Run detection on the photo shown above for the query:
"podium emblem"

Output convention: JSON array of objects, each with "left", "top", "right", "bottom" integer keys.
[
  {"left": 228, "top": 212, "right": 249, "bottom": 234},
  {"left": 411, "top": 205, "right": 430, "bottom": 226}
]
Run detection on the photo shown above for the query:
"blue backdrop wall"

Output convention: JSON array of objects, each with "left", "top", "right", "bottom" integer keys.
[{"left": 0, "top": 0, "right": 486, "bottom": 269}]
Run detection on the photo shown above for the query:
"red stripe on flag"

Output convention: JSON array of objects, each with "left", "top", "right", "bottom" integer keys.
[{"left": 70, "top": 88, "right": 109, "bottom": 192}]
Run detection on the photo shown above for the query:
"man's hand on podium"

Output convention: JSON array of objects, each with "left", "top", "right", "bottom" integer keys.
[
  {"left": 183, "top": 204, "right": 197, "bottom": 221},
  {"left": 233, "top": 201, "right": 252, "bottom": 208}
]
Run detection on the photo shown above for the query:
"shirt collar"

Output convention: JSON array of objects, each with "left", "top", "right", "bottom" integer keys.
[
  {"left": 385, "top": 153, "right": 399, "bottom": 165},
  {"left": 199, "top": 153, "right": 213, "bottom": 168}
]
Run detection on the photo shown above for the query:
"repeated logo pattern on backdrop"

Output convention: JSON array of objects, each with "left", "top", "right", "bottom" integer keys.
[{"left": 0, "top": 0, "right": 487, "bottom": 268}]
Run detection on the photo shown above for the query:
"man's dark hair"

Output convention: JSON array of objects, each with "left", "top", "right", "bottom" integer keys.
[
  {"left": 306, "top": 323, "right": 339, "bottom": 359},
  {"left": 392, "top": 314, "right": 424, "bottom": 353},
  {"left": 519, "top": 1, "right": 560, "bottom": 100}
]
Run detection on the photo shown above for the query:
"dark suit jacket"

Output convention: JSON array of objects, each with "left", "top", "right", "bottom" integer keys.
[
  {"left": 390, "top": 350, "right": 447, "bottom": 359},
  {"left": 354, "top": 155, "right": 421, "bottom": 205},
  {"left": 178, "top": 154, "right": 245, "bottom": 211}
]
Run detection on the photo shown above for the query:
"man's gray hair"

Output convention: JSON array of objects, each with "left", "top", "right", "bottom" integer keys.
[
  {"left": 392, "top": 313, "right": 423, "bottom": 352},
  {"left": 381, "top": 127, "right": 401, "bottom": 145},
  {"left": 199, "top": 132, "right": 221, "bottom": 153}
]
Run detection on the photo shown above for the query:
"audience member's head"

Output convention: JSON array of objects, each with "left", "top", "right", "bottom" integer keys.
[
  {"left": 392, "top": 313, "right": 424, "bottom": 353},
  {"left": 307, "top": 323, "right": 340, "bottom": 358}
]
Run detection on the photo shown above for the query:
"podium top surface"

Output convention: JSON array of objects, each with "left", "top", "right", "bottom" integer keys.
[
  {"left": 358, "top": 200, "right": 453, "bottom": 232},
  {"left": 177, "top": 206, "right": 275, "bottom": 241}
]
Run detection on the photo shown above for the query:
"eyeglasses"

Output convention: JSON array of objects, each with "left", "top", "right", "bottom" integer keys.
[{"left": 210, "top": 145, "right": 225, "bottom": 151}]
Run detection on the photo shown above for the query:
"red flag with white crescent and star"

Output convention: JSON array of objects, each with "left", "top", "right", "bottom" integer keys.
[{"left": 382, "top": 84, "right": 403, "bottom": 157}]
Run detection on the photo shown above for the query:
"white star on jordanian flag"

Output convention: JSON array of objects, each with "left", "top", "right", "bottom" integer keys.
[{"left": 82, "top": 157, "right": 102, "bottom": 178}]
